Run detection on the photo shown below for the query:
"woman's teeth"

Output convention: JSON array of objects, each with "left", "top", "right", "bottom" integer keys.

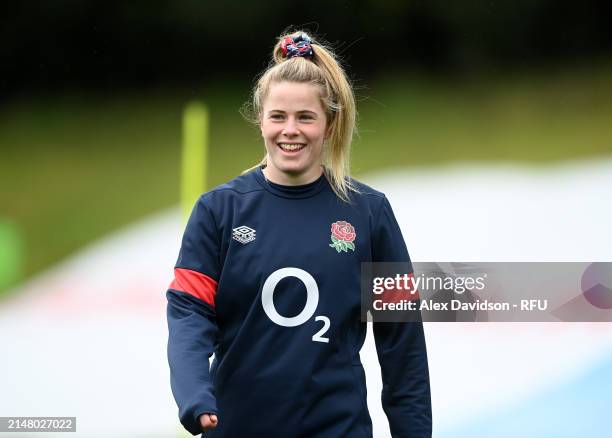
[{"left": 279, "top": 143, "right": 305, "bottom": 151}]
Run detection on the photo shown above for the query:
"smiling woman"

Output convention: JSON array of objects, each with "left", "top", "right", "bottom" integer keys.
[
  {"left": 260, "top": 81, "right": 329, "bottom": 185},
  {"left": 166, "top": 30, "right": 432, "bottom": 438}
]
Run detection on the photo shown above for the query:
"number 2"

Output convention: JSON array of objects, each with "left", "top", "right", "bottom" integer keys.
[{"left": 312, "top": 316, "right": 330, "bottom": 343}]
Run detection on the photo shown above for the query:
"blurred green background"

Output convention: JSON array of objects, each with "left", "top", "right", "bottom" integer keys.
[{"left": 1, "top": 1, "right": 611, "bottom": 294}]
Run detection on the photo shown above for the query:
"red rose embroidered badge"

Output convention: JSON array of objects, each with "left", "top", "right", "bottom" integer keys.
[{"left": 330, "top": 220, "right": 356, "bottom": 253}]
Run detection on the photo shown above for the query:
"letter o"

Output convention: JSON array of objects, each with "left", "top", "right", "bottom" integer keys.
[{"left": 261, "top": 267, "right": 319, "bottom": 327}]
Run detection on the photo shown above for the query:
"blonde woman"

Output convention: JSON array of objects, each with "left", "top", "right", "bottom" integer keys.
[{"left": 167, "top": 31, "right": 432, "bottom": 437}]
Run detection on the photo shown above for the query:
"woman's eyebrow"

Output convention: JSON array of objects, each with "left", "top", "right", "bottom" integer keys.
[{"left": 268, "top": 109, "right": 318, "bottom": 115}]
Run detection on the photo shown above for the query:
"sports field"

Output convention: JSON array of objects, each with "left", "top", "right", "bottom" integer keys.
[
  {"left": 1, "top": 159, "right": 611, "bottom": 437},
  {"left": 1, "top": 67, "right": 611, "bottom": 437}
]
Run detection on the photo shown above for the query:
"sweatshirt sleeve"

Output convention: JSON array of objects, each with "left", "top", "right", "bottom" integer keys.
[
  {"left": 167, "top": 195, "right": 221, "bottom": 436},
  {"left": 372, "top": 196, "right": 432, "bottom": 437}
]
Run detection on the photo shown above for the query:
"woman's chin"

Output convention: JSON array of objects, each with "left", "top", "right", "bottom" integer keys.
[{"left": 270, "top": 160, "right": 307, "bottom": 175}]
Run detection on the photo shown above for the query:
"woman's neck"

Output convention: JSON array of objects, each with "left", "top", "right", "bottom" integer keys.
[{"left": 262, "top": 165, "right": 324, "bottom": 186}]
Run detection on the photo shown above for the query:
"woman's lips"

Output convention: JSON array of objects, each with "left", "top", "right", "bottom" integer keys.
[{"left": 278, "top": 143, "right": 306, "bottom": 153}]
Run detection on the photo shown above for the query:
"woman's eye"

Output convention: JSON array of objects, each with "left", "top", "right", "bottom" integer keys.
[
  {"left": 299, "top": 115, "right": 314, "bottom": 121},
  {"left": 270, "top": 114, "right": 284, "bottom": 120}
]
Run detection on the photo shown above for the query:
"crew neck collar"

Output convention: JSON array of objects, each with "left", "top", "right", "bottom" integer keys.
[{"left": 254, "top": 166, "right": 328, "bottom": 199}]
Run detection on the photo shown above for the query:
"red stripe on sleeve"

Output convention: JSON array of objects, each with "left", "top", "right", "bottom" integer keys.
[
  {"left": 380, "top": 272, "right": 421, "bottom": 304},
  {"left": 170, "top": 268, "right": 218, "bottom": 308}
]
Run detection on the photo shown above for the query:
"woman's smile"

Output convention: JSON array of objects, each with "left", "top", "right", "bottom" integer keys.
[{"left": 278, "top": 142, "right": 306, "bottom": 152}]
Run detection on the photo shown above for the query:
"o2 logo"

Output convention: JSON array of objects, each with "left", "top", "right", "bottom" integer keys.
[{"left": 261, "top": 267, "right": 330, "bottom": 343}]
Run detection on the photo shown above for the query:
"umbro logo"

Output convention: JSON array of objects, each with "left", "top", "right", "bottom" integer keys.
[{"left": 232, "top": 225, "right": 256, "bottom": 244}]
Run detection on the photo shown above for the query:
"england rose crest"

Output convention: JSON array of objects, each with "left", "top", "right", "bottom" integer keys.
[{"left": 329, "top": 220, "right": 356, "bottom": 253}]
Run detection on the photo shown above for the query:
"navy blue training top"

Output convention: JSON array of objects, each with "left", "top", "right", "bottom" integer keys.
[{"left": 166, "top": 167, "right": 432, "bottom": 437}]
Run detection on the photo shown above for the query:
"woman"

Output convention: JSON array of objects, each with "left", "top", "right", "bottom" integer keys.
[{"left": 167, "top": 31, "right": 432, "bottom": 437}]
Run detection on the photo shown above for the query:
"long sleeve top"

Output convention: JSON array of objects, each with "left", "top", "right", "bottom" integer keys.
[{"left": 167, "top": 167, "right": 432, "bottom": 437}]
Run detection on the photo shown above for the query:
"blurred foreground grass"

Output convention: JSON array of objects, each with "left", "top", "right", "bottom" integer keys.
[{"left": 1, "top": 65, "right": 611, "bottom": 293}]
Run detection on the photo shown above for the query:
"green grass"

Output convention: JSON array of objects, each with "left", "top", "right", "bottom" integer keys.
[{"left": 1, "top": 65, "right": 611, "bottom": 294}]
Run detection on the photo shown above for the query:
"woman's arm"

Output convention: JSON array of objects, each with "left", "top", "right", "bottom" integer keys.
[
  {"left": 167, "top": 288, "right": 218, "bottom": 434},
  {"left": 166, "top": 196, "right": 222, "bottom": 435},
  {"left": 372, "top": 196, "right": 432, "bottom": 437}
]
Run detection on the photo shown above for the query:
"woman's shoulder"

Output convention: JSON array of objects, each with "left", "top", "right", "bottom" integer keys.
[
  {"left": 198, "top": 169, "right": 264, "bottom": 203},
  {"left": 346, "top": 177, "right": 387, "bottom": 203}
]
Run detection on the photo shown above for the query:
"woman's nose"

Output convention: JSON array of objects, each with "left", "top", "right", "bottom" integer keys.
[{"left": 282, "top": 118, "right": 299, "bottom": 136}]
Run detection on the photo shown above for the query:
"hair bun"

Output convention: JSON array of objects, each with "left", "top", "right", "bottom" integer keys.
[{"left": 280, "top": 33, "right": 314, "bottom": 59}]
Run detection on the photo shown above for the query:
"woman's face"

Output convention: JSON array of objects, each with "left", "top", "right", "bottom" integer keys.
[{"left": 260, "top": 81, "right": 329, "bottom": 185}]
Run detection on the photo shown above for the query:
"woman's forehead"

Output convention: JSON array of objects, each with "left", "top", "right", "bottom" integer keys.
[{"left": 263, "top": 81, "right": 324, "bottom": 111}]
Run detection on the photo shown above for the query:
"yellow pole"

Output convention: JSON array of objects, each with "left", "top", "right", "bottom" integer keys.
[
  {"left": 0, "top": 219, "right": 22, "bottom": 292},
  {"left": 181, "top": 102, "right": 209, "bottom": 221}
]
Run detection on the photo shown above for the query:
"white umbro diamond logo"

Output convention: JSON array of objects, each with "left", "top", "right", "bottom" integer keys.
[{"left": 232, "top": 225, "right": 256, "bottom": 244}]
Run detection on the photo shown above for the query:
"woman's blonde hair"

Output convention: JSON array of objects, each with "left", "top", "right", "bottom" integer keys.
[{"left": 243, "top": 30, "right": 358, "bottom": 202}]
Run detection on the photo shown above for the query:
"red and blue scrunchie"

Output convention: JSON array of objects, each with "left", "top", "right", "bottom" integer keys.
[{"left": 281, "top": 33, "right": 314, "bottom": 59}]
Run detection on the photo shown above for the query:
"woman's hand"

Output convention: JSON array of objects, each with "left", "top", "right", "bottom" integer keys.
[{"left": 198, "top": 413, "right": 219, "bottom": 430}]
